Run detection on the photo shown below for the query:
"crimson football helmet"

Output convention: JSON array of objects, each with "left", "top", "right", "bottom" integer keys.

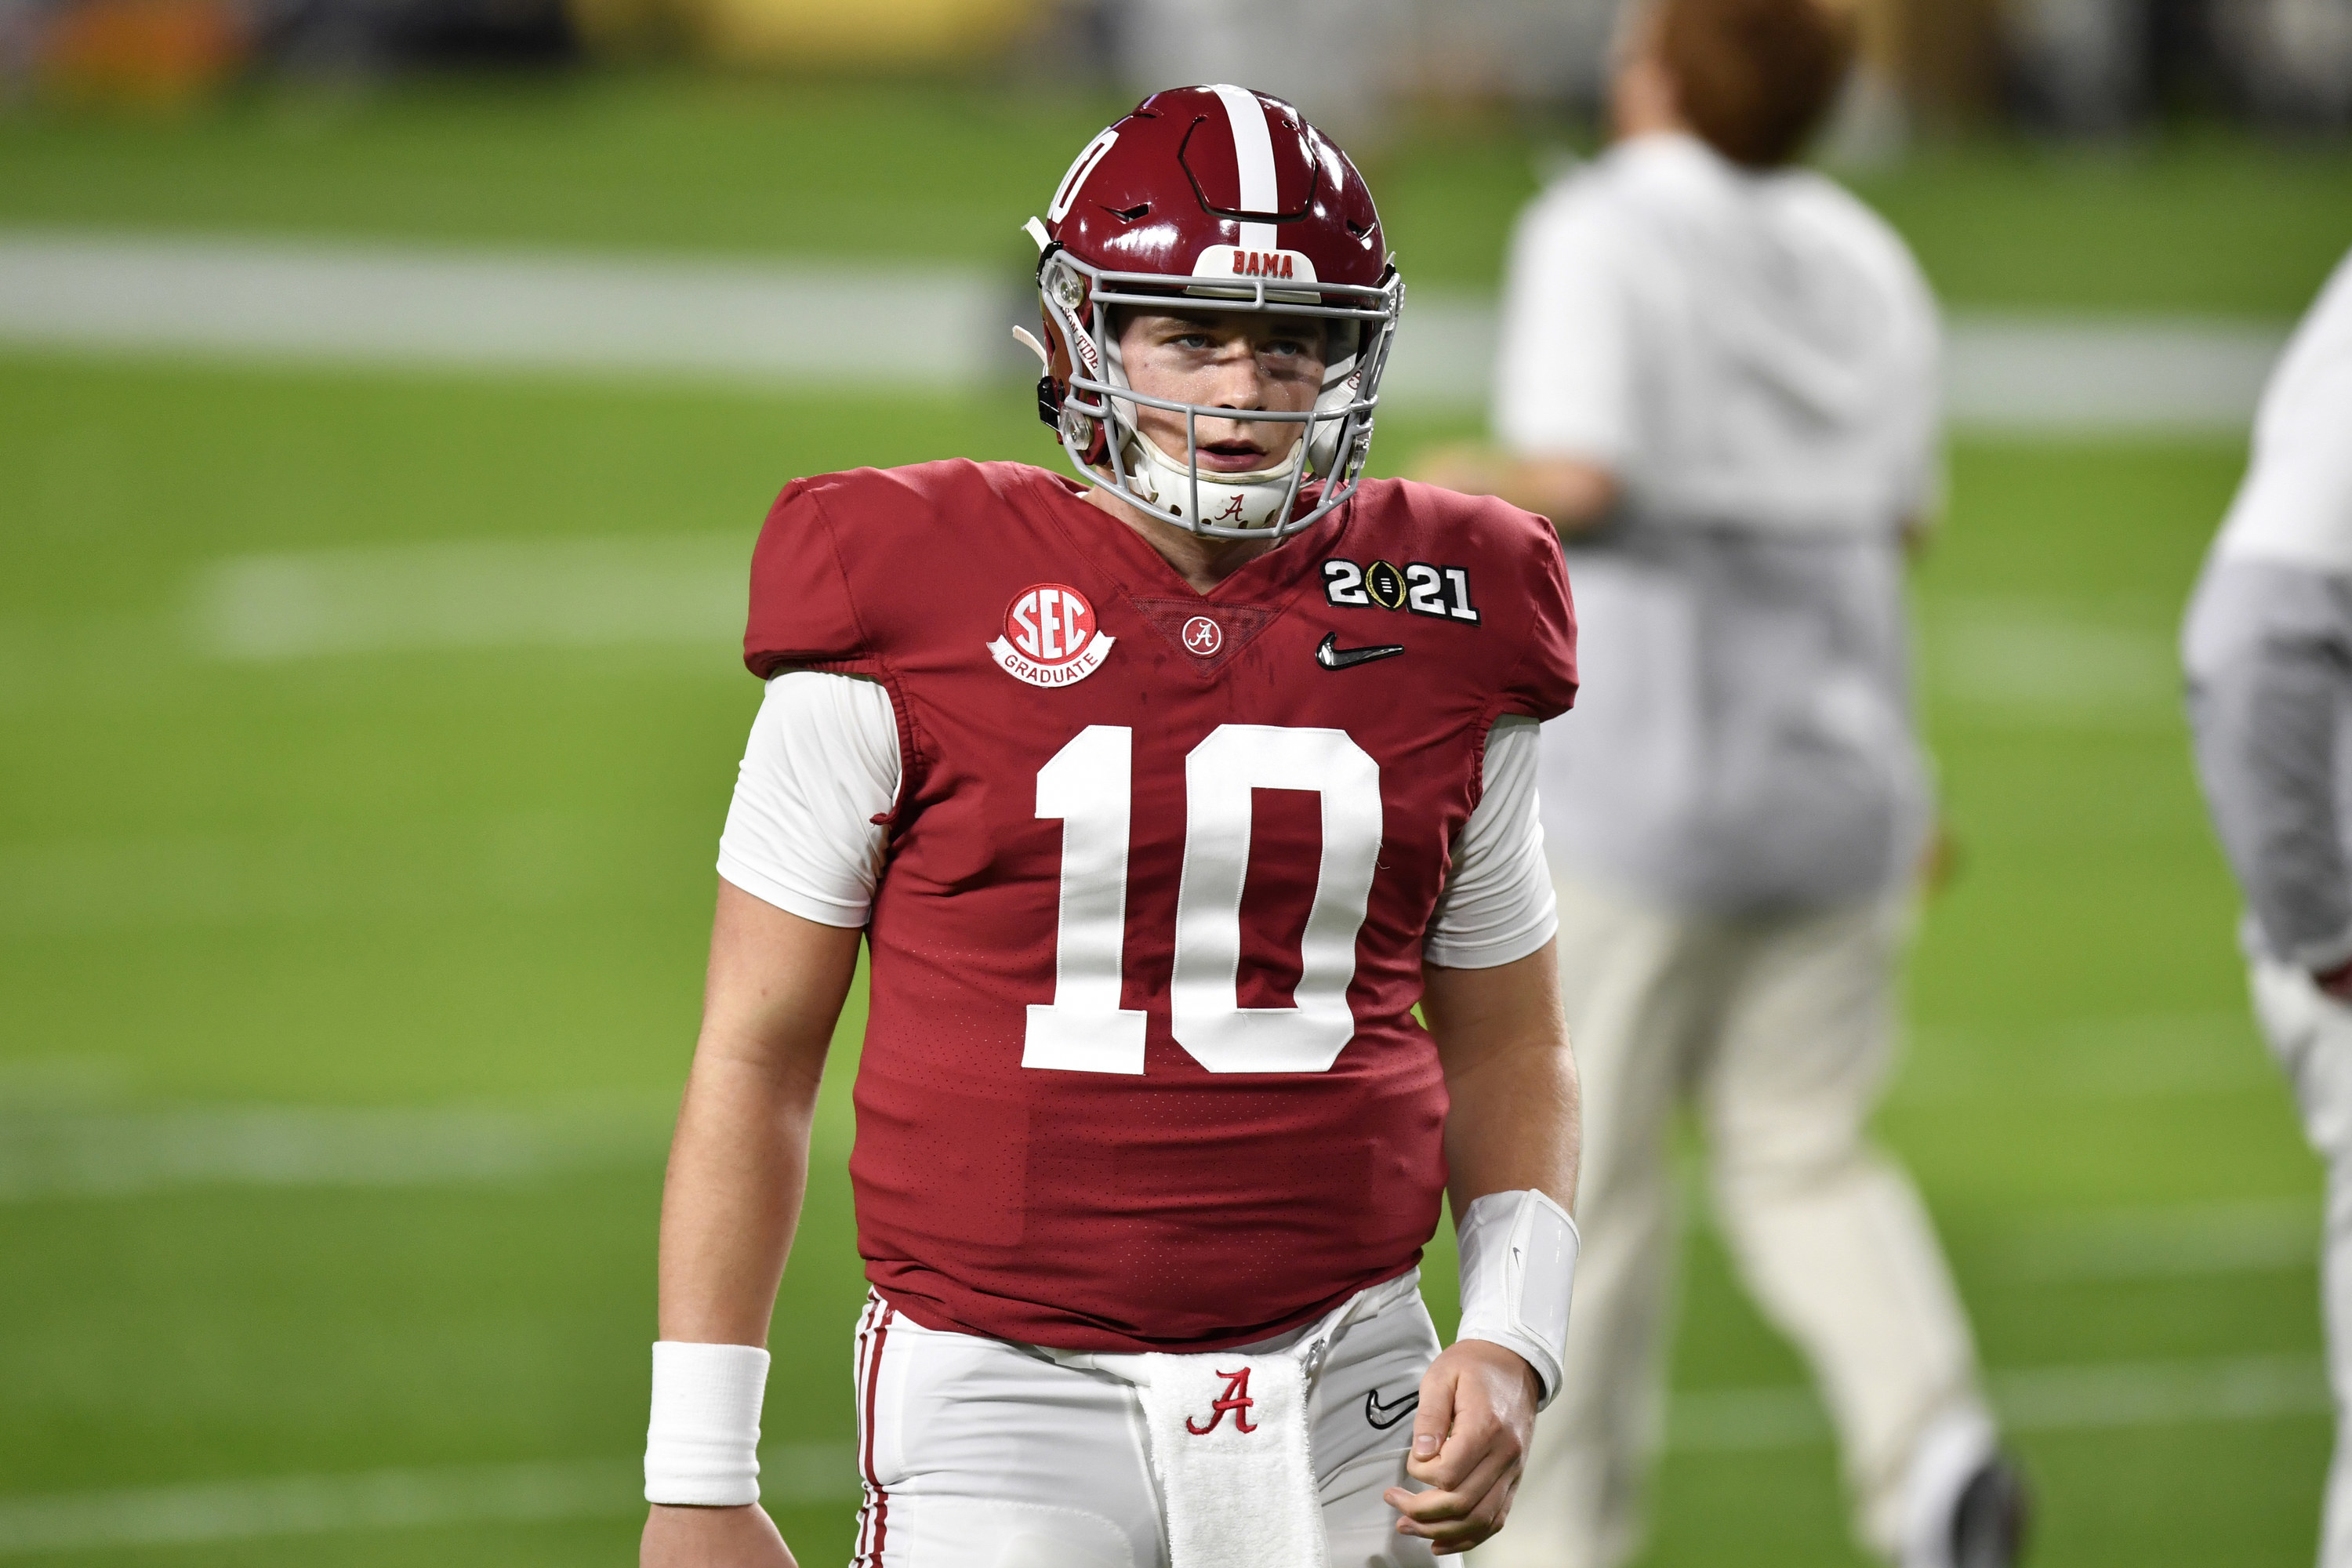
[{"left": 1022, "top": 84, "right": 1404, "bottom": 540}]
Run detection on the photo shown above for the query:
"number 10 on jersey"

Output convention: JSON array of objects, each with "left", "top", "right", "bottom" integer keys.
[{"left": 1026, "top": 724, "right": 1385, "bottom": 1076}]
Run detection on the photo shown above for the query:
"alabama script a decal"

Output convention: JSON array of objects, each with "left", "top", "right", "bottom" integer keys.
[
  {"left": 989, "top": 583, "right": 1116, "bottom": 688},
  {"left": 1186, "top": 1368, "right": 1259, "bottom": 1435}
]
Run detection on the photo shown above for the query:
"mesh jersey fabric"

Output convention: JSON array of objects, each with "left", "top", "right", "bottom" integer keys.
[
  {"left": 717, "top": 672, "right": 1555, "bottom": 969},
  {"left": 739, "top": 459, "right": 1578, "bottom": 1352}
]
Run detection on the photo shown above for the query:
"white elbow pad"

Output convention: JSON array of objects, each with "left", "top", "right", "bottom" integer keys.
[
  {"left": 645, "top": 1341, "right": 770, "bottom": 1506},
  {"left": 1453, "top": 1189, "right": 1579, "bottom": 1410}
]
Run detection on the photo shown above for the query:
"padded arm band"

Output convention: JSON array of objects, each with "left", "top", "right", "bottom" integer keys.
[
  {"left": 645, "top": 1341, "right": 771, "bottom": 1506},
  {"left": 1453, "top": 1189, "right": 1579, "bottom": 1410}
]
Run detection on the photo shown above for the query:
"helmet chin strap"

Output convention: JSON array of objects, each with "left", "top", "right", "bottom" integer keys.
[{"left": 1120, "top": 427, "right": 1303, "bottom": 532}]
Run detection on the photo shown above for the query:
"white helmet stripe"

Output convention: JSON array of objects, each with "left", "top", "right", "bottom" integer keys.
[{"left": 1207, "top": 83, "right": 1279, "bottom": 253}]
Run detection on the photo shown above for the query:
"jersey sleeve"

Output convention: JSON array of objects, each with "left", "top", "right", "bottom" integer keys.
[
  {"left": 1424, "top": 717, "right": 1556, "bottom": 969},
  {"left": 1498, "top": 518, "right": 1580, "bottom": 721},
  {"left": 1494, "top": 181, "right": 1635, "bottom": 467},
  {"left": 716, "top": 671, "right": 902, "bottom": 928},
  {"left": 743, "top": 479, "right": 877, "bottom": 679}
]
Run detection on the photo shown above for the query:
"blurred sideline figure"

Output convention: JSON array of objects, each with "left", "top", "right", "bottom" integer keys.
[
  {"left": 1417, "top": 1, "right": 2029, "bottom": 1565},
  {"left": 2184, "top": 247, "right": 2352, "bottom": 1568}
]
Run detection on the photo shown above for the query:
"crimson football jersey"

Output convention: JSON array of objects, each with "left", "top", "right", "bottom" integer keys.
[{"left": 743, "top": 460, "right": 1577, "bottom": 1352}]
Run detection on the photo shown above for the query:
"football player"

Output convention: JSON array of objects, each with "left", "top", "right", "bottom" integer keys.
[
  {"left": 2185, "top": 245, "right": 2352, "bottom": 1568},
  {"left": 638, "top": 86, "right": 1585, "bottom": 1568}
]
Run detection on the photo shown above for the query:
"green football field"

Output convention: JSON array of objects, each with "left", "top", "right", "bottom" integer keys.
[{"left": 3, "top": 74, "right": 2350, "bottom": 1567}]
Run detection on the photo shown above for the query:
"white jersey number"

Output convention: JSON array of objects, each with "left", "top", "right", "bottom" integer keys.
[
  {"left": 1025, "top": 725, "right": 1149, "bottom": 1073},
  {"left": 1025, "top": 724, "right": 1383, "bottom": 1076}
]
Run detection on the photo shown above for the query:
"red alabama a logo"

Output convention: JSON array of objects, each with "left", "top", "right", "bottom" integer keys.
[{"left": 1186, "top": 1368, "right": 1259, "bottom": 1435}]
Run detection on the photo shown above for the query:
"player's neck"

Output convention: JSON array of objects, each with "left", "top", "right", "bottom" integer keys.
[
  {"left": 1082, "top": 481, "right": 1279, "bottom": 594},
  {"left": 1610, "top": 54, "right": 1691, "bottom": 143}
]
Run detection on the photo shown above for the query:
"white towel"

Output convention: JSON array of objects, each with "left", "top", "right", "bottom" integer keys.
[
  {"left": 1063, "top": 1274, "right": 1420, "bottom": 1568},
  {"left": 1123, "top": 1349, "right": 1327, "bottom": 1568}
]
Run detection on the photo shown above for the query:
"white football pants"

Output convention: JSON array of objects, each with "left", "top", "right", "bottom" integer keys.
[
  {"left": 2252, "top": 959, "right": 2352, "bottom": 1568},
  {"left": 1482, "top": 876, "right": 1991, "bottom": 1567},
  {"left": 845, "top": 1272, "right": 1442, "bottom": 1568}
]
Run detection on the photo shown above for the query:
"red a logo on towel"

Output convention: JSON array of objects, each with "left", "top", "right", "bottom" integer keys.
[{"left": 1186, "top": 1368, "right": 1259, "bottom": 1435}]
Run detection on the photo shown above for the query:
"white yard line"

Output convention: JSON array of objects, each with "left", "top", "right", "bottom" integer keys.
[
  {"left": 1926, "top": 600, "right": 2180, "bottom": 724},
  {"left": 0, "top": 227, "right": 2292, "bottom": 430},
  {"left": 1891, "top": 1011, "right": 2277, "bottom": 1105},
  {"left": 2001, "top": 1198, "right": 2320, "bottom": 1280},
  {"left": 1, "top": 813, "right": 622, "bottom": 936},
  {"left": 1669, "top": 1352, "right": 2328, "bottom": 1454},
  {"left": 0, "top": 229, "right": 1007, "bottom": 388},
  {"left": 1944, "top": 314, "right": 2288, "bottom": 435},
  {"left": 159, "top": 545, "right": 2235, "bottom": 685},
  {"left": 0, "top": 1100, "right": 672, "bottom": 1202},
  {"left": 189, "top": 532, "right": 749, "bottom": 659},
  {"left": 0, "top": 1446, "right": 855, "bottom": 1558}
]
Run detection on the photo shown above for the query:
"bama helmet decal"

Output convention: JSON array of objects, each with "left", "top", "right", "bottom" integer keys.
[{"left": 989, "top": 582, "right": 1116, "bottom": 688}]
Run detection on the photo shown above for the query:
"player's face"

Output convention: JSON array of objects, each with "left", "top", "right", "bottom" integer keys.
[{"left": 1112, "top": 309, "right": 1330, "bottom": 474}]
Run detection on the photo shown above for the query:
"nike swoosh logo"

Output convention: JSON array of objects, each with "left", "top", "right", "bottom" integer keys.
[
  {"left": 1365, "top": 1387, "right": 1421, "bottom": 1430},
  {"left": 1316, "top": 632, "right": 1406, "bottom": 670}
]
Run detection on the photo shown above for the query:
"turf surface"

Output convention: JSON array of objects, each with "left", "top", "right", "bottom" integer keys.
[{"left": 0, "top": 70, "right": 2342, "bottom": 1568}]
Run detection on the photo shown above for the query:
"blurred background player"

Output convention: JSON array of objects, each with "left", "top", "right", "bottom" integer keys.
[
  {"left": 1417, "top": 1, "right": 2027, "bottom": 1565},
  {"left": 2184, "top": 245, "right": 2352, "bottom": 1568}
]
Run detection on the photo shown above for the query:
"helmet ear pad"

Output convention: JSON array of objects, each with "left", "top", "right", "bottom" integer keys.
[
  {"left": 1306, "top": 318, "right": 1367, "bottom": 477},
  {"left": 1033, "top": 309, "right": 1069, "bottom": 432},
  {"left": 1036, "top": 260, "right": 1114, "bottom": 466}
]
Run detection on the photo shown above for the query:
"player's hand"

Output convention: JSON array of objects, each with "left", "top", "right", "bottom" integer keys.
[
  {"left": 1381, "top": 1339, "right": 1541, "bottom": 1555},
  {"left": 641, "top": 1503, "right": 796, "bottom": 1568}
]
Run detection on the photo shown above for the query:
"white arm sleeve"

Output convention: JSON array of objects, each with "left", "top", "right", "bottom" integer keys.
[
  {"left": 1424, "top": 716, "right": 1557, "bottom": 969},
  {"left": 715, "top": 670, "right": 901, "bottom": 928},
  {"left": 1454, "top": 1188, "right": 1579, "bottom": 1409}
]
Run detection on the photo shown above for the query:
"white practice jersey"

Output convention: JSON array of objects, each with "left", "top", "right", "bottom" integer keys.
[
  {"left": 718, "top": 670, "right": 1558, "bottom": 970},
  {"left": 1494, "top": 132, "right": 1939, "bottom": 913},
  {"left": 1495, "top": 132, "right": 1941, "bottom": 540}
]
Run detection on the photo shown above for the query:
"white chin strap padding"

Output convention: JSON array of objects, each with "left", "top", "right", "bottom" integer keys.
[
  {"left": 1454, "top": 1188, "right": 1579, "bottom": 1410},
  {"left": 1305, "top": 320, "right": 1367, "bottom": 476},
  {"left": 1306, "top": 354, "right": 1358, "bottom": 476},
  {"left": 1127, "top": 431, "right": 1301, "bottom": 531}
]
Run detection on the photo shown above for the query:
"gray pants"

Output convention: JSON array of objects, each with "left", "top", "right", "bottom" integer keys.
[
  {"left": 1482, "top": 876, "right": 1990, "bottom": 1566},
  {"left": 2252, "top": 960, "right": 2352, "bottom": 1568}
]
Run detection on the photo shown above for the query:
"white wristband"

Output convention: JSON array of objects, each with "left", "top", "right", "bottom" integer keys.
[
  {"left": 645, "top": 1341, "right": 771, "bottom": 1505},
  {"left": 1454, "top": 1189, "right": 1579, "bottom": 1410}
]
